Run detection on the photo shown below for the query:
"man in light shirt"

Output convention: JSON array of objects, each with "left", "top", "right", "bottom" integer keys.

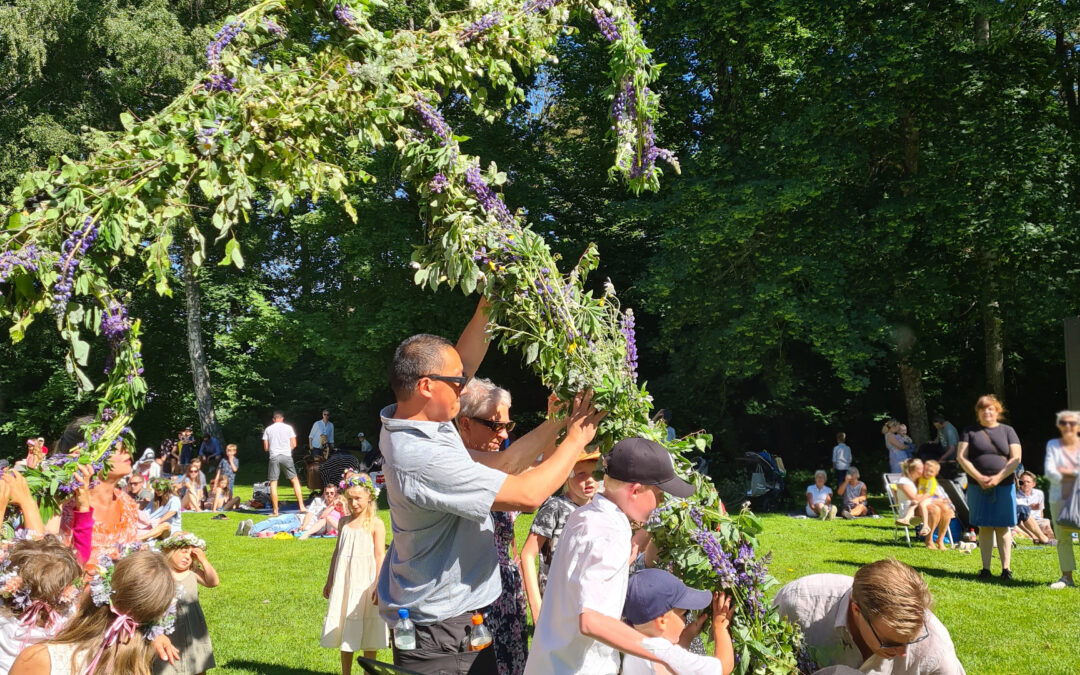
[
  {"left": 773, "top": 559, "right": 965, "bottom": 675},
  {"left": 262, "top": 410, "right": 305, "bottom": 516},
  {"left": 308, "top": 409, "right": 334, "bottom": 455}
]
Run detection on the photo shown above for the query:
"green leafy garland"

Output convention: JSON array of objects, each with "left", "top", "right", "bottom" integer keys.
[{"left": 0, "top": 0, "right": 807, "bottom": 670}]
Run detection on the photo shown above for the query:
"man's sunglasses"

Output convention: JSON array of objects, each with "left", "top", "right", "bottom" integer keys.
[
  {"left": 421, "top": 374, "right": 471, "bottom": 389},
  {"left": 469, "top": 417, "right": 515, "bottom": 433},
  {"left": 858, "top": 605, "right": 929, "bottom": 649}
]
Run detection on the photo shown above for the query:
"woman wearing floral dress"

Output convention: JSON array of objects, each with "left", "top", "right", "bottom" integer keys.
[{"left": 457, "top": 378, "right": 535, "bottom": 675}]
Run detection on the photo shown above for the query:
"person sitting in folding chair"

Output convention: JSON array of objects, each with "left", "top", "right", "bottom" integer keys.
[{"left": 892, "top": 459, "right": 953, "bottom": 550}]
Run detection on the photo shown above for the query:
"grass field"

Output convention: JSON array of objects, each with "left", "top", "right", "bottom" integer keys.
[{"left": 189, "top": 471, "right": 1078, "bottom": 675}]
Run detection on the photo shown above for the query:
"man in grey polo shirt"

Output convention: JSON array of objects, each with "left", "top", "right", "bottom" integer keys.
[
  {"left": 773, "top": 558, "right": 964, "bottom": 675},
  {"left": 379, "top": 299, "right": 606, "bottom": 674}
]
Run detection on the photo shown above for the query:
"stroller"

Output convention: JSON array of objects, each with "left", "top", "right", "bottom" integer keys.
[{"left": 737, "top": 450, "right": 787, "bottom": 513}]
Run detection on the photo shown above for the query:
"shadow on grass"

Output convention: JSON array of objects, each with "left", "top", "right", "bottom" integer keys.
[
  {"left": 823, "top": 558, "right": 1048, "bottom": 588},
  {"left": 222, "top": 660, "right": 333, "bottom": 675}
]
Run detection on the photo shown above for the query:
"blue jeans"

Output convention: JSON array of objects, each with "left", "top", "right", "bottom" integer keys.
[{"left": 250, "top": 513, "right": 300, "bottom": 536}]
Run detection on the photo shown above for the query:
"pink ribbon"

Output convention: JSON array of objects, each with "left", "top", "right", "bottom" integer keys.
[
  {"left": 82, "top": 608, "right": 139, "bottom": 675},
  {"left": 17, "top": 600, "right": 63, "bottom": 651}
]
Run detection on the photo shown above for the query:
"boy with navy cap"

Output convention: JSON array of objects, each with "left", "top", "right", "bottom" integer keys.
[
  {"left": 524, "top": 437, "right": 697, "bottom": 675},
  {"left": 621, "top": 568, "right": 735, "bottom": 675}
]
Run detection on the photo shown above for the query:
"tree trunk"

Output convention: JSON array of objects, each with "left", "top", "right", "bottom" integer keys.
[
  {"left": 982, "top": 299, "right": 1005, "bottom": 399},
  {"left": 182, "top": 237, "right": 224, "bottom": 445},
  {"left": 974, "top": 14, "right": 989, "bottom": 47},
  {"left": 896, "top": 326, "right": 931, "bottom": 446}
]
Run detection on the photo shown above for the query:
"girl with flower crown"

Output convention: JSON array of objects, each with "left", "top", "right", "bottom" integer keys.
[
  {"left": 0, "top": 536, "right": 81, "bottom": 675},
  {"left": 153, "top": 533, "right": 218, "bottom": 675},
  {"left": 10, "top": 549, "right": 176, "bottom": 675},
  {"left": 320, "top": 473, "right": 387, "bottom": 675}
]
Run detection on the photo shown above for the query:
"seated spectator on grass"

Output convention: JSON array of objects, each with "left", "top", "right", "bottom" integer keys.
[
  {"left": 234, "top": 485, "right": 345, "bottom": 538},
  {"left": 135, "top": 448, "right": 157, "bottom": 480},
  {"left": 774, "top": 558, "right": 964, "bottom": 675},
  {"left": 894, "top": 459, "right": 953, "bottom": 551},
  {"left": 297, "top": 484, "right": 346, "bottom": 539},
  {"left": 319, "top": 447, "right": 362, "bottom": 490},
  {"left": 124, "top": 474, "right": 153, "bottom": 510},
  {"left": 806, "top": 470, "right": 837, "bottom": 520},
  {"left": 198, "top": 432, "right": 223, "bottom": 469},
  {"left": 521, "top": 449, "right": 601, "bottom": 623},
  {"left": 1014, "top": 471, "right": 1052, "bottom": 545},
  {"left": 178, "top": 461, "right": 207, "bottom": 512},
  {"left": 837, "top": 467, "right": 869, "bottom": 519},
  {"left": 621, "top": 568, "right": 735, "bottom": 675},
  {"left": 140, "top": 478, "right": 182, "bottom": 541}
]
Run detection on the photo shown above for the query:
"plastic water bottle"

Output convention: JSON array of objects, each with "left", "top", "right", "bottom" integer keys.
[
  {"left": 468, "top": 613, "right": 493, "bottom": 651},
  {"left": 394, "top": 608, "right": 416, "bottom": 651}
]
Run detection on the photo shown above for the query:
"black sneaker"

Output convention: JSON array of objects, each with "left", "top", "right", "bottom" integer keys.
[
  {"left": 1001, "top": 569, "right": 1013, "bottom": 581},
  {"left": 211, "top": 514, "right": 228, "bottom": 520},
  {"left": 978, "top": 568, "right": 993, "bottom": 580}
]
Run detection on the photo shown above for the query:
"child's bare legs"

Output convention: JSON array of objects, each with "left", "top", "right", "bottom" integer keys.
[
  {"left": 919, "top": 501, "right": 938, "bottom": 548},
  {"left": 362, "top": 651, "right": 377, "bottom": 666},
  {"left": 341, "top": 649, "right": 354, "bottom": 675},
  {"left": 933, "top": 504, "right": 952, "bottom": 549}
]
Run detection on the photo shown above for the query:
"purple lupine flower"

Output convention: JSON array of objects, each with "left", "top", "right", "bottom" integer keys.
[
  {"left": 593, "top": 9, "right": 620, "bottom": 41},
  {"left": 692, "top": 529, "right": 737, "bottom": 587},
  {"left": 101, "top": 301, "right": 129, "bottom": 345},
  {"left": 264, "top": 18, "right": 285, "bottom": 37},
  {"left": 207, "top": 74, "right": 238, "bottom": 92},
  {"left": 334, "top": 4, "right": 358, "bottom": 29},
  {"left": 53, "top": 217, "right": 98, "bottom": 315},
  {"left": 414, "top": 97, "right": 453, "bottom": 144},
  {"left": 620, "top": 309, "right": 638, "bottom": 381},
  {"left": 465, "top": 164, "right": 514, "bottom": 225},
  {"left": 0, "top": 244, "right": 43, "bottom": 294},
  {"left": 206, "top": 22, "right": 245, "bottom": 68},
  {"left": 429, "top": 173, "right": 449, "bottom": 193},
  {"left": 459, "top": 12, "right": 503, "bottom": 44},
  {"left": 101, "top": 408, "right": 115, "bottom": 422},
  {"left": 523, "top": 0, "right": 561, "bottom": 13}
]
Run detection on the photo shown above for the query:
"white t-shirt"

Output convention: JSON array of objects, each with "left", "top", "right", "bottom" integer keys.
[
  {"left": 806, "top": 484, "right": 833, "bottom": 506},
  {"left": 622, "top": 638, "right": 725, "bottom": 675},
  {"left": 523, "top": 495, "right": 631, "bottom": 675},
  {"left": 832, "top": 444, "right": 852, "bottom": 470},
  {"left": 894, "top": 477, "right": 916, "bottom": 513},
  {"left": 1016, "top": 487, "right": 1046, "bottom": 519},
  {"left": 262, "top": 422, "right": 297, "bottom": 458}
]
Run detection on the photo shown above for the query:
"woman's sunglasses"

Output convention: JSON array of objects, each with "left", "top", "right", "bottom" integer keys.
[{"left": 469, "top": 417, "right": 515, "bottom": 433}]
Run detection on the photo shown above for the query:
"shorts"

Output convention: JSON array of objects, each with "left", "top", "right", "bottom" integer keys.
[{"left": 268, "top": 455, "right": 297, "bottom": 481}]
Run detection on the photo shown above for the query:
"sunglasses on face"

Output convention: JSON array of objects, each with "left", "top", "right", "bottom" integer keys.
[
  {"left": 1059, "top": 421, "right": 1079, "bottom": 427},
  {"left": 422, "top": 373, "right": 470, "bottom": 389},
  {"left": 469, "top": 417, "right": 515, "bottom": 433},
  {"left": 858, "top": 605, "right": 929, "bottom": 650}
]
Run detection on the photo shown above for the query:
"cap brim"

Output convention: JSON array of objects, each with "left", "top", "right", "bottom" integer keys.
[
  {"left": 657, "top": 475, "right": 696, "bottom": 499},
  {"left": 674, "top": 586, "right": 713, "bottom": 612}
]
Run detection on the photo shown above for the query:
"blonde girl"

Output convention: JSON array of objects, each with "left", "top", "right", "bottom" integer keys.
[
  {"left": 321, "top": 473, "right": 387, "bottom": 675},
  {"left": 156, "top": 533, "right": 219, "bottom": 675},
  {"left": 10, "top": 550, "right": 176, "bottom": 675}
]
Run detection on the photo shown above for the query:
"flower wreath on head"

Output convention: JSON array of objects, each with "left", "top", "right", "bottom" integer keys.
[
  {"left": 0, "top": 531, "right": 80, "bottom": 633},
  {"left": 339, "top": 473, "right": 379, "bottom": 500},
  {"left": 86, "top": 550, "right": 180, "bottom": 648},
  {"left": 157, "top": 532, "right": 207, "bottom": 552},
  {"left": 150, "top": 478, "right": 174, "bottom": 494}
]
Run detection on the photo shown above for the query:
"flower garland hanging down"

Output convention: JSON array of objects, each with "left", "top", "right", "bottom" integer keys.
[{"left": 0, "top": 0, "right": 807, "bottom": 670}]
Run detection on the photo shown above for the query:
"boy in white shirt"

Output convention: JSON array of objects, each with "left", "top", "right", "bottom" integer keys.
[
  {"left": 621, "top": 568, "right": 735, "bottom": 675},
  {"left": 523, "top": 437, "right": 697, "bottom": 675},
  {"left": 832, "top": 432, "right": 852, "bottom": 487}
]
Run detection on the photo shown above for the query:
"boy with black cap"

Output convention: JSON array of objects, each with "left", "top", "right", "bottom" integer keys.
[
  {"left": 621, "top": 568, "right": 735, "bottom": 675},
  {"left": 523, "top": 437, "right": 697, "bottom": 675}
]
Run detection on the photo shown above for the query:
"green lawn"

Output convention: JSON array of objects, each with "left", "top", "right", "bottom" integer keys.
[{"left": 189, "top": 475, "right": 1077, "bottom": 674}]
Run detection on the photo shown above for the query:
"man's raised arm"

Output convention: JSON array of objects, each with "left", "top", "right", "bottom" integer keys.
[{"left": 457, "top": 297, "right": 491, "bottom": 379}]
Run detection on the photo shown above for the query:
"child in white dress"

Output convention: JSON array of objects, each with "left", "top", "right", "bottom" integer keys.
[{"left": 321, "top": 473, "right": 387, "bottom": 675}]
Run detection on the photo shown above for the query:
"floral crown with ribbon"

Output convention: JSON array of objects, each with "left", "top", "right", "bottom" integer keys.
[
  {"left": 150, "top": 478, "right": 174, "bottom": 494},
  {"left": 339, "top": 473, "right": 379, "bottom": 500},
  {"left": 87, "top": 551, "right": 179, "bottom": 645},
  {"left": 0, "top": 532, "right": 80, "bottom": 634}
]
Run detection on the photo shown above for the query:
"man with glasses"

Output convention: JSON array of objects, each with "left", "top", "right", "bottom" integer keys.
[
  {"left": 124, "top": 474, "right": 153, "bottom": 510},
  {"left": 378, "top": 299, "right": 607, "bottom": 674},
  {"left": 773, "top": 558, "right": 964, "bottom": 674}
]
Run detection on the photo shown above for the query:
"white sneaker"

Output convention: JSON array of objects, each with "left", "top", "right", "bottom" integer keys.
[
  {"left": 235, "top": 521, "right": 246, "bottom": 536},
  {"left": 1049, "top": 577, "right": 1075, "bottom": 590},
  {"left": 827, "top": 505, "right": 838, "bottom": 520}
]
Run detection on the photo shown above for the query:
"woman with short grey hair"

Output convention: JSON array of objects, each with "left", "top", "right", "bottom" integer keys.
[
  {"left": 456, "top": 377, "right": 528, "bottom": 674},
  {"left": 806, "top": 469, "right": 836, "bottom": 519},
  {"left": 1045, "top": 409, "right": 1080, "bottom": 589},
  {"left": 837, "top": 467, "right": 869, "bottom": 519}
]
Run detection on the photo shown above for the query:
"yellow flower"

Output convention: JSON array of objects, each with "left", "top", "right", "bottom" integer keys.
[
  {"left": 489, "top": 261, "right": 496, "bottom": 271},
  {"left": 568, "top": 343, "right": 577, "bottom": 353}
]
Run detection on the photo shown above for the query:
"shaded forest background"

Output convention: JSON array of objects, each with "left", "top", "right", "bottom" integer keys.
[{"left": 3, "top": 0, "right": 1079, "bottom": 478}]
